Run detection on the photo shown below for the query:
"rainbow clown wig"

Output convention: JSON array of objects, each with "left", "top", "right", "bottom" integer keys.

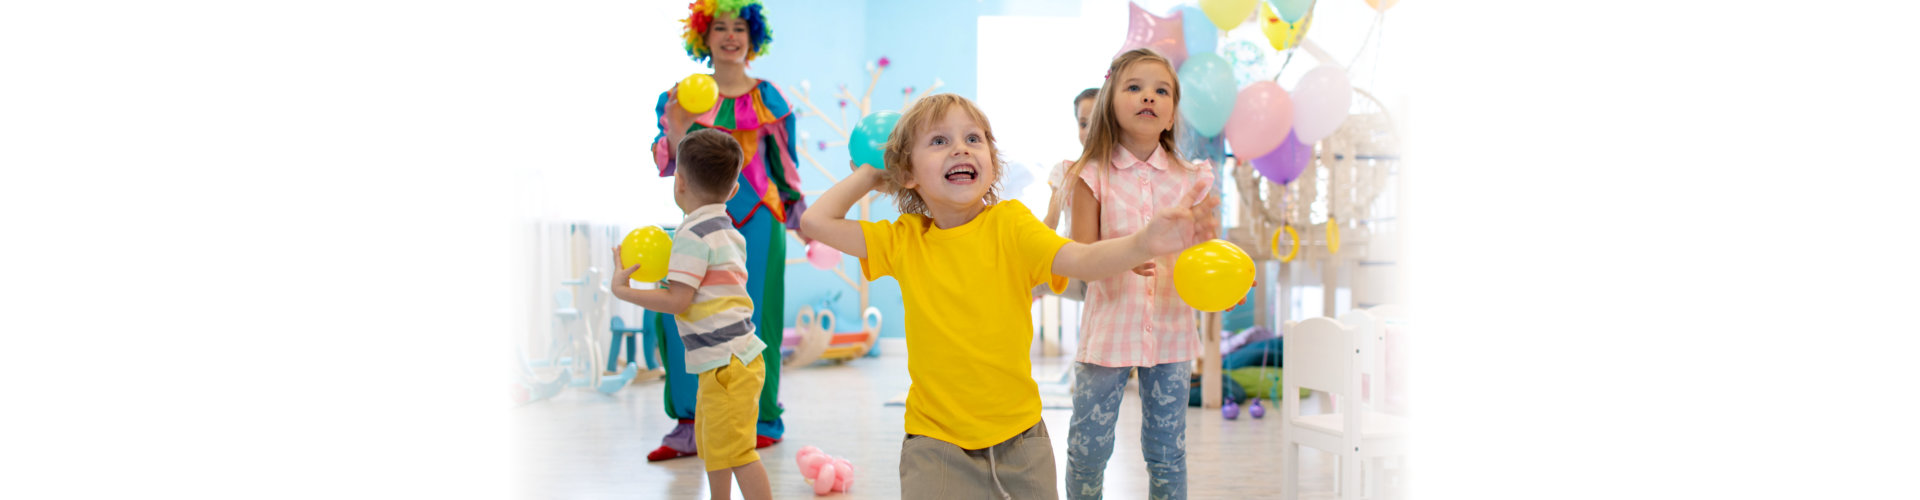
[{"left": 681, "top": 0, "right": 773, "bottom": 66}]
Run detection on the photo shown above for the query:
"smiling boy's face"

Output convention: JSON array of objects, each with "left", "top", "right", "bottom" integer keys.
[{"left": 901, "top": 104, "right": 997, "bottom": 212}]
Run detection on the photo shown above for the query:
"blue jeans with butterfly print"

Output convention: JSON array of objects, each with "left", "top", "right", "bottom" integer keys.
[{"left": 1066, "top": 360, "right": 1189, "bottom": 500}]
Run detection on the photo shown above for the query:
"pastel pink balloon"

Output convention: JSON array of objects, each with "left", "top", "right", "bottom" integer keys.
[
  {"left": 795, "top": 447, "right": 821, "bottom": 468},
  {"left": 832, "top": 460, "right": 854, "bottom": 491},
  {"left": 1118, "top": 2, "right": 1187, "bottom": 68},
  {"left": 814, "top": 465, "right": 838, "bottom": 495},
  {"left": 1223, "top": 81, "right": 1295, "bottom": 159},
  {"left": 806, "top": 241, "right": 842, "bottom": 270},
  {"left": 799, "top": 455, "right": 829, "bottom": 478}
]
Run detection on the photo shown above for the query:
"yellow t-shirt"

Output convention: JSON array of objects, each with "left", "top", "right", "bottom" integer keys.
[{"left": 860, "top": 200, "right": 1071, "bottom": 450}]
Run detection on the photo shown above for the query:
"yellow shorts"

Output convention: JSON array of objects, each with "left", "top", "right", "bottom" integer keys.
[{"left": 695, "top": 354, "right": 765, "bottom": 471}]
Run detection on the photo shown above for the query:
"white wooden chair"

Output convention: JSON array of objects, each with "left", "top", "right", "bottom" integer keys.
[
  {"left": 1364, "top": 305, "right": 1409, "bottom": 415},
  {"left": 1282, "top": 317, "right": 1409, "bottom": 500},
  {"left": 1336, "top": 309, "right": 1388, "bottom": 408}
]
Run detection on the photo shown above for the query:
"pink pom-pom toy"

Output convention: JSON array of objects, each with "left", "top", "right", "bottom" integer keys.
[{"left": 794, "top": 446, "right": 855, "bottom": 495}]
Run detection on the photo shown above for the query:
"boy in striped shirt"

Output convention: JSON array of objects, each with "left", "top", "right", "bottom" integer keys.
[{"left": 612, "top": 128, "right": 771, "bottom": 500}]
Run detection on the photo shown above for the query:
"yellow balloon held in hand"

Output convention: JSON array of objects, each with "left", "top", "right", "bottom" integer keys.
[
  {"left": 620, "top": 226, "right": 673, "bottom": 283},
  {"left": 1174, "top": 239, "right": 1257, "bottom": 312},
  {"left": 677, "top": 73, "right": 719, "bottom": 115}
]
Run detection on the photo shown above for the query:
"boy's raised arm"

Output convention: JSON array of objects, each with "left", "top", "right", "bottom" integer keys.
[{"left": 800, "top": 163, "right": 885, "bottom": 259}]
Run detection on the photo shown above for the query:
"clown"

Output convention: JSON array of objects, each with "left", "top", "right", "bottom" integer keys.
[{"left": 647, "top": 0, "right": 802, "bottom": 462}]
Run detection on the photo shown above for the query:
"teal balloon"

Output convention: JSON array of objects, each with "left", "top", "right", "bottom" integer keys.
[
  {"left": 1176, "top": 53, "right": 1237, "bottom": 137},
  {"left": 1178, "top": 6, "right": 1217, "bottom": 62},
  {"left": 849, "top": 110, "right": 900, "bottom": 170},
  {"left": 1270, "top": 0, "right": 1313, "bottom": 23}
]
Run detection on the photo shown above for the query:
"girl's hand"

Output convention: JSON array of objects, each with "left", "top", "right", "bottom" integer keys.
[
  {"left": 1139, "top": 183, "right": 1217, "bottom": 256},
  {"left": 1131, "top": 262, "right": 1156, "bottom": 277},
  {"left": 1189, "top": 184, "right": 1222, "bottom": 242}
]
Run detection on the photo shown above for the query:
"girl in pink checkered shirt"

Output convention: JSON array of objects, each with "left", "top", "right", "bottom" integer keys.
[{"left": 1043, "top": 48, "right": 1215, "bottom": 500}]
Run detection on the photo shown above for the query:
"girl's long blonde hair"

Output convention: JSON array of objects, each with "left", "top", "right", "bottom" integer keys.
[{"left": 1043, "top": 48, "right": 1183, "bottom": 228}]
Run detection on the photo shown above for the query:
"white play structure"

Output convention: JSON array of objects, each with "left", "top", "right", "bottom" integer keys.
[{"left": 513, "top": 223, "right": 642, "bottom": 406}]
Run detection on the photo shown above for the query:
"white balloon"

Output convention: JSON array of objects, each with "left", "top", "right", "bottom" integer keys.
[{"left": 1290, "top": 65, "right": 1352, "bottom": 144}]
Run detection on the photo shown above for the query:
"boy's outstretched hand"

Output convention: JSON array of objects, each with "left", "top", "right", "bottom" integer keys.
[
  {"left": 1138, "top": 182, "right": 1222, "bottom": 257},
  {"left": 610, "top": 245, "right": 643, "bottom": 287}
]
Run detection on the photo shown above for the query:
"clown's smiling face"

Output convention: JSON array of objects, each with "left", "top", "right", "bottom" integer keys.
[{"left": 706, "top": 14, "right": 750, "bottom": 65}]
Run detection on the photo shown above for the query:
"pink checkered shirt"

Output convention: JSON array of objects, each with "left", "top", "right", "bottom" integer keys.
[{"left": 1074, "top": 145, "right": 1215, "bottom": 367}]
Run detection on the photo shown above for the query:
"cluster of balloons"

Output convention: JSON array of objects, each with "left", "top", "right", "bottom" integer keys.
[
  {"left": 620, "top": 226, "right": 673, "bottom": 283},
  {"left": 1213, "top": 63, "right": 1349, "bottom": 185},
  {"left": 1120, "top": 0, "right": 1372, "bottom": 186}
]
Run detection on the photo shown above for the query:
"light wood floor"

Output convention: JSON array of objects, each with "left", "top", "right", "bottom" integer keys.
[{"left": 513, "top": 347, "right": 1373, "bottom": 499}]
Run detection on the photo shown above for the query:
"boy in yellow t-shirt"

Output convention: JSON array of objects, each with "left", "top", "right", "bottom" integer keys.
[{"left": 801, "top": 94, "right": 1219, "bottom": 499}]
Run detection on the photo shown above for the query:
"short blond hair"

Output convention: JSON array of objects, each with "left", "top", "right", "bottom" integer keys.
[{"left": 879, "top": 93, "right": 1004, "bottom": 216}]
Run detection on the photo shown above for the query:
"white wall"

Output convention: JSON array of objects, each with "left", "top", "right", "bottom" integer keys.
[{"left": 518, "top": 2, "right": 712, "bottom": 228}]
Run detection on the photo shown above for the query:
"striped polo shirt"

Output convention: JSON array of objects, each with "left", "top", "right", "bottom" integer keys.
[{"left": 666, "top": 203, "right": 766, "bottom": 374}]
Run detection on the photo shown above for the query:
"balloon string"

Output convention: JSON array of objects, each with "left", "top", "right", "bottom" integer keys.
[
  {"left": 1345, "top": 10, "right": 1384, "bottom": 72},
  {"left": 1273, "top": 49, "right": 1295, "bottom": 82},
  {"left": 1270, "top": 0, "right": 1320, "bottom": 82},
  {"left": 1367, "top": 11, "right": 1386, "bottom": 97}
]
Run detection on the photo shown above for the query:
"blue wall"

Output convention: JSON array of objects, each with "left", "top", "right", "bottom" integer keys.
[{"left": 744, "top": 0, "right": 1084, "bottom": 339}]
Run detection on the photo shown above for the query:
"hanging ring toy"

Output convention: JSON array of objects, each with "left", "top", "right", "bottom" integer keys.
[
  {"left": 1326, "top": 216, "right": 1341, "bottom": 255},
  {"left": 1273, "top": 226, "right": 1300, "bottom": 263}
]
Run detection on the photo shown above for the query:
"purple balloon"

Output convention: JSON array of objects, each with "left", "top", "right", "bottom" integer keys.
[{"left": 1251, "top": 131, "right": 1312, "bottom": 184}]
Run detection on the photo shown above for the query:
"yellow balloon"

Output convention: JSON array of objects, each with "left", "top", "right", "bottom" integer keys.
[
  {"left": 677, "top": 73, "right": 719, "bottom": 115},
  {"left": 1199, "top": 0, "right": 1259, "bottom": 31},
  {"left": 620, "top": 226, "right": 673, "bottom": 283},
  {"left": 1365, "top": 0, "right": 1400, "bottom": 12},
  {"left": 1259, "top": 2, "right": 1313, "bottom": 51},
  {"left": 1174, "top": 239, "right": 1257, "bottom": 312}
]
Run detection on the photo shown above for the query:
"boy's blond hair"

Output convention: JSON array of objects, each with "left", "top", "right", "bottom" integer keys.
[{"left": 879, "top": 93, "right": 1005, "bottom": 216}]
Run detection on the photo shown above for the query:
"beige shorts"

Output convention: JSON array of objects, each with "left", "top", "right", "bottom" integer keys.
[{"left": 900, "top": 420, "right": 1058, "bottom": 499}]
